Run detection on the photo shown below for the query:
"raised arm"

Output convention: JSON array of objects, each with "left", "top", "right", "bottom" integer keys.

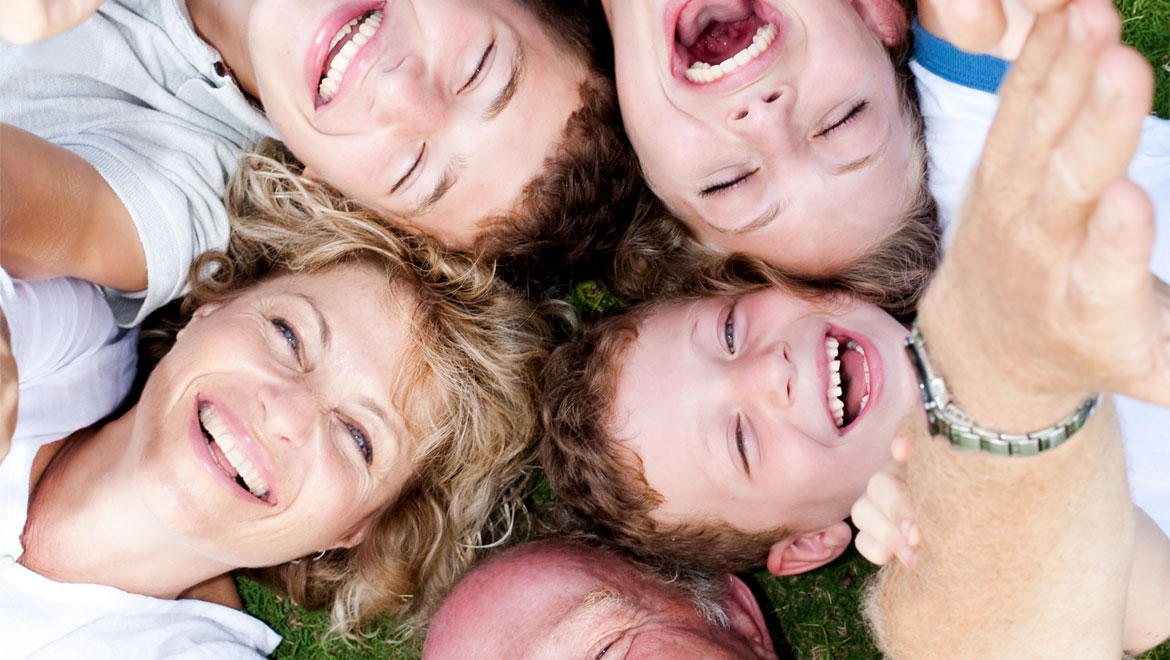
[
  {"left": 0, "top": 0, "right": 106, "bottom": 44},
  {"left": 1, "top": 124, "right": 146, "bottom": 291},
  {"left": 864, "top": 1, "right": 1166, "bottom": 657}
]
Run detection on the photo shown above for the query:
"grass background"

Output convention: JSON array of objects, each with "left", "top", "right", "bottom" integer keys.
[{"left": 240, "top": 3, "right": 1170, "bottom": 657}]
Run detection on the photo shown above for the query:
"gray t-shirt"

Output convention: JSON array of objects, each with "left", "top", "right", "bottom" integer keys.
[{"left": 0, "top": 0, "right": 276, "bottom": 326}]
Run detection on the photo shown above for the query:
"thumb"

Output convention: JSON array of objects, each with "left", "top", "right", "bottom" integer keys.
[{"left": 1072, "top": 179, "right": 1155, "bottom": 303}]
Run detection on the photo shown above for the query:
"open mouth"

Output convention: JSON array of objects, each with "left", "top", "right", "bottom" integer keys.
[
  {"left": 674, "top": 0, "right": 781, "bottom": 84},
  {"left": 824, "top": 333, "right": 871, "bottom": 429},
  {"left": 317, "top": 7, "right": 383, "bottom": 104},
  {"left": 198, "top": 403, "right": 271, "bottom": 502}
]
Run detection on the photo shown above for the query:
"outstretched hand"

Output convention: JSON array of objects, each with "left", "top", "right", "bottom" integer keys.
[
  {"left": 0, "top": 0, "right": 105, "bottom": 44},
  {"left": 919, "top": 0, "right": 1168, "bottom": 424}
]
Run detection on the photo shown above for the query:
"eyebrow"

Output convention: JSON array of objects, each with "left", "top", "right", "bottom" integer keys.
[
  {"left": 833, "top": 134, "right": 889, "bottom": 175},
  {"left": 709, "top": 201, "right": 785, "bottom": 236},
  {"left": 292, "top": 293, "right": 331, "bottom": 354},
  {"left": 484, "top": 44, "right": 525, "bottom": 121},
  {"left": 357, "top": 396, "right": 393, "bottom": 436},
  {"left": 401, "top": 162, "right": 462, "bottom": 219}
]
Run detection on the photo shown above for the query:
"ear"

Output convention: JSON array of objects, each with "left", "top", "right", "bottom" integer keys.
[
  {"left": 764, "top": 521, "right": 853, "bottom": 577},
  {"left": 722, "top": 575, "right": 777, "bottom": 658},
  {"left": 177, "top": 303, "right": 221, "bottom": 341},
  {"left": 849, "top": 0, "right": 909, "bottom": 48},
  {"left": 330, "top": 514, "right": 377, "bottom": 550}
]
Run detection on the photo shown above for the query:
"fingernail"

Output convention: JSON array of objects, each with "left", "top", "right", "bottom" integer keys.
[{"left": 1068, "top": 3, "right": 1088, "bottom": 43}]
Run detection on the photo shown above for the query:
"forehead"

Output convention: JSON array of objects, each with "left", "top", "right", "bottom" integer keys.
[{"left": 427, "top": 545, "right": 662, "bottom": 655}]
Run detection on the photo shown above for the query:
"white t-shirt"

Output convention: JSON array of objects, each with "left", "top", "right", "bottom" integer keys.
[
  {"left": 912, "top": 28, "right": 1170, "bottom": 535},
  {"left": 0, "top": 268, "right": 281, "bottom": 659},
  {"left": 0, "top": 0, "right": 276, "bottom": 327}
]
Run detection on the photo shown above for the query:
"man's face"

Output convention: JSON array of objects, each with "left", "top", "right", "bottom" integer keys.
[
  {"left": 424, "top": 541, "right": 778, "bottom": 659},
  {"left": 605, "top": 0, "right": 917, "bottom": 276},
  {"left": 247, "top": 0, "right": 590, "bottom": 247}
]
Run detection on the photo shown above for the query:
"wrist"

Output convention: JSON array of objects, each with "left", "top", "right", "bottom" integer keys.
[{"left": 916, "top": 286, "right": 1093, "bottom": 434}]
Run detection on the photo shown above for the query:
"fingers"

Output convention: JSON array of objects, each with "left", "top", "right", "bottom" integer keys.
[
  {"left": 1012, "top": 0, "right": 1121, "bottom": 183},
  {"left": 1070, "top": 181, "right": 1170, "bottom": 406},
  {"left": 850, "top": 462, "right": 919, "bottom": 568},
  {"left": 977, "top": 7, "right": 1069, "bottom": 182},
  {"left": 1040, "top": 44, "right": 1153, "bottom": 231}
]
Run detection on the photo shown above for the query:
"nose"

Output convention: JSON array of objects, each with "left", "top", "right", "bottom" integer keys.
[
  {"left": 726, "top": 86, "right": 796, "bottom": 153},
  {"left": 257, "top": 380, "right": 317, "bottom": 449},
  {"left": 736, "top": 340, "right": 795, "bottom": 410},
  {"left": 370, "top": 56, "right": 451, "bottom": 131}
]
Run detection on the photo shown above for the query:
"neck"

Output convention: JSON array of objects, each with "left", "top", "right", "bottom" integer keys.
[
  {"left": 20, "top": 407, "right": 232, "bottom": 600},
  {"left": 186, "top": 0, "right": 260, "bottom": 100}
]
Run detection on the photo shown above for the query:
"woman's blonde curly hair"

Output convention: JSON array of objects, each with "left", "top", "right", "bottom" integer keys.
[{"left": 153, "top": 145, "right": 551, "bottom": 636}]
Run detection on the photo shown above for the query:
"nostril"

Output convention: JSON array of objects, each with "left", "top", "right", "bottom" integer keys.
[
  {"left": 764, "top": 93, "right": 780, "bottom": 104},
  {"left": 734, "top": 110, "right": 749, "bottom": 120}
]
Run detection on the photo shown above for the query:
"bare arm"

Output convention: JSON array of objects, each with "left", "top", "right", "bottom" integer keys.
[
  {"left": 865, "top": 1, "right": 1166, "bottom": 657},
  {"left": 1124, "top": 508, "right": 1170, "bottom": 654},
  {"left": 0, "top": 0, "right": 106, "bottom": 44},
  {"left": 0, "top": 305, "right": 15, "bottom": 463},
  {"left": 1, "top": 124, "right": 146, "bottom": 291}
]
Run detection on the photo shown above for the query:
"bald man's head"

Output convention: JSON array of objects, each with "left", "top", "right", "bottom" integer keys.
[{"left": 424, "top": 539, "right": 778, "bottom": 659}]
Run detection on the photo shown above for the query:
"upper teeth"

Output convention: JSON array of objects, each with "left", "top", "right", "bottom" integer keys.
[
  {"left": 318, "top": 9, "right": 383, "bottom": 103},
  {"left": 825, "top": 337, "right": 871, "bottom": 428},
  {"left": 199, "top": 404, "right": 270, "bottom": 499},
  {"left": 685, "top": 23, "right": 778, "bottom": 84}
]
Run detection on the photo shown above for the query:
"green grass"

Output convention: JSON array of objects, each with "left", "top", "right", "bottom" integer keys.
[
  {"left": 240, "top": 3, "right": 1170, "bottom": 657},
  {"left": 1118, "top": 0, "right": 1170, "bottom": 118}
]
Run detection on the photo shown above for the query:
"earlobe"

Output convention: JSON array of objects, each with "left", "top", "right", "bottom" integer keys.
[
  {"left": 765, "top": 521, "right": 853, "bottom": 576},
  {"left": 331, "top": 515, "right": 377, "bottom": 550},
  {"left": 177, "top": 303, "right": 221, "bottom": 341},
  {"left": 849, "top": 0, "right": 910, "bottom": 48}
]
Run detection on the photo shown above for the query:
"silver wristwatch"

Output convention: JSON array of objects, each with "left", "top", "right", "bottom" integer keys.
[{"left": 903, "top": 323, "right": 1101, "bottom": 456}]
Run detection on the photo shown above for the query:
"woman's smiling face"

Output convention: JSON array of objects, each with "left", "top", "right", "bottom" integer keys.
[
  {"left": 610, "top": 288, "right": 922, "bottom": 538},
  {"left": 130, "top": 265, "right": 418, "bottom": 568},
  {"left": 605, "top": 0, "right": 918, "bottom": 275},
  {"left": 245, "top": 0, "right": 589, "bottom": 247}
]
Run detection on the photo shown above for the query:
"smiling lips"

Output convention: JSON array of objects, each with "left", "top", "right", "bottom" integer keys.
[
  {"left": 198, "top": 403, "right": 271, "bottom": 501},
  {"left": 824, "top": 335, "right": 871, "bottom": 428},
  {"left": 675, "top": 0, "right": 781, "bottom": 84},
  {"left": 317, "top": 8, "right": 383, "bottom": 104}
]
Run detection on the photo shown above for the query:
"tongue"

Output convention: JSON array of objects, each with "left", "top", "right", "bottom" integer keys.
[
  {"left": 690, "top": 15, "right": 762, "bottom": 64},
  {"left": 208, "top": 440, "right": 240, "bottom": 480},
  {"left": 840, "top": 348, "right": 868, "bottom": 423}
]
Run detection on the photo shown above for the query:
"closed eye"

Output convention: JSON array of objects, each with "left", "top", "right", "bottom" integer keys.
[
  {"left": 735, "top": 415, "right": 750, "bottom": 475},
  {"left": 458, "top": 39, "right": 495, "bottom": 94},
  {"left": 700, "top": 169, "right": 756, "bottom": 198},
  {"left": 816, "top": 100, "right": 868, "bottom": 138},
  {"left": 390, "top": 144, "right": 425, "bottom": 194}
]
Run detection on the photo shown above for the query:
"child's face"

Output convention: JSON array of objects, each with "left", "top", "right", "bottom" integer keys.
[
  {"left": 611, "top": 288, "right": 922, "bottom": 538},
  {"left": 605, "top": 0, "right": 916, "bottom": 276},
  {"left": 246, "top": 0, "right": 589, "bottom": 247}
]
